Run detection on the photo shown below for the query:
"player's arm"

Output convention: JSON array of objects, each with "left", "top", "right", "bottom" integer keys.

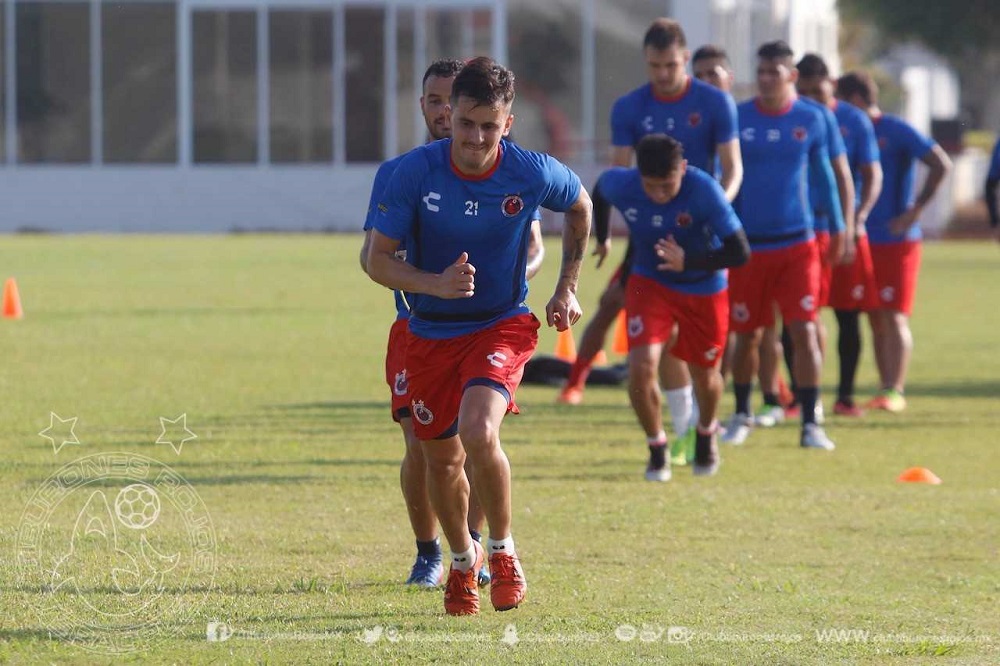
[
  {"left": 890, "top": 144, "right": 952, "bottom": 236},
  {"left": 546, "top": 188, "right": 592, "bottom": 331},
  {"left": 716, "top": 139, "right": 743, "bottom": 202},
  {"left": 655, "top": 229, "right": 750, "bottom": 272},
  {"left": 590, "top": 178, "right": 613, "bottom": 268},
  {"left": 367, "top": 230, "right": 474, "bottom": 299},
  {"left": 831, "top": 153, "right": 856, "bottom": 263},
  {"left": 985, "top": 176, "right": 1000, "bottom": 230},
  {"left": 856, "top": 161, "right": 883, "bottom": 231},
  {"left": 810, "top": 138, "right": 845, "bottom": 263},
  {"left": 525, "top": 217, "right": 545, "bottom": 281},
  {"left": 359, "top": 229, "right": 373, "bottom": 273}
]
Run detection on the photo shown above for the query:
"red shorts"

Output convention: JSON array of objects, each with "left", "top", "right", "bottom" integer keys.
[
  {"left": 816, "top": 231, "right": 833, "bottom": 308},
  {"left": 870, "top": 240, "right": 921, "bottom": 315},
  {"left": 384, "top": 318, "right": 411, "bottom": 421},
  {"left": 624, "top": 275, "right": 728, "bottom": 368},
  {"left": 405, "top": 313, "right": 540, "bottom": 440},
  {"left": 829, "top": 235, "right": 878, "bottom": 311},
  {"left": 728, "top": 239, "right": 820, "bottom": 334}
]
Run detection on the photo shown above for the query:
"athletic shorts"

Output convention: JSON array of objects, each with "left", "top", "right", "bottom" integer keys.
[
  {"left": 816, "top": 231, "right": 833, "bottom": 308},
  {"left": 624, "top": 275, "right": 728, "bottom": 368},
  {"left": 728, "top": 239, "right": 820, "bottom": 333},
  {"left": 870, "top": 240, "right": 921, "bottom": 316},
  {"left": 829, "top": 234, "right": 878, "bottom": 311},
  {"left": 405, "top": 313, "right": 540, "bottom": 440},
  {"left": 384, "top": 317, "right": 411, "bottom": 421}
]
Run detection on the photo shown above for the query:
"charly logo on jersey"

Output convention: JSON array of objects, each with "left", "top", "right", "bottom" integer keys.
[
  {"left": 688, "top": 112, "right": 702, "bottom": 128},
  {"left": 627, "top": 315, "right": 644, "bottom": 338},
  {"left": 642, "top": 116, "right": 654, "bottom": 133},
  {"left": 412, "top": 400, "right": 434, "bottom": 426},
  {"left": 800, "top": 295, "right": 816, "bottom": 312},
  {"left": 501, "top": 195, "right": 524, "bottom": 217},
  {"left": 732, "top": 303, "right": 750, "bottom": 323},
  {"left": 792, "top": 126, "right": 808, "bottom": 142},
  {"left": 741, "top": 127, "right": 756, "bottom": 142},
  {"left": 422, "top": 191, "right": 441, "bottom": 212},
  {"left": 676, "top": 212, "right": 693, "bottom": 228},
  {"left": 393, "top": 370, "right": 408, "bottom": 396},
  {"left": 486, "top": 352, "right": 508, "bottom": 368},
  {"left": 623, "top": 208, "right": 639, "bottom": 223}
]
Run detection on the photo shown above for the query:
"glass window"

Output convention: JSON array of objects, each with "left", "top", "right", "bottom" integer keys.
[
  {"left": 103, "top": 3, "right": 177, "bottom": 163},
  {"left": 393, "top": 7, "right": 417, "bottom": 154},
  {"left": 193, "top": 10, "right": 257, "bottom": 163},
  {"left": 269, "top": 10, "right": 332, "bottom": 163},
  {"left": 344, "top": 7, "right": 383, "bottom": 162},
  {"left": 16, "top": 3, "right": 91, "bottom": 163},
  {"left": 0, "top": 5, "right": 5, "bottom": 161}
]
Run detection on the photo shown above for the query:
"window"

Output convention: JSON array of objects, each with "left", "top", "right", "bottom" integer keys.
[{"left": 344, "top": 7, "right": 383, "bottom": 162}]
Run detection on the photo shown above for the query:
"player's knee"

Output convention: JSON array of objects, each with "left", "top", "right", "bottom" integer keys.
[{"left": 458, "top": 419, "right": 501, "bottom": 453}]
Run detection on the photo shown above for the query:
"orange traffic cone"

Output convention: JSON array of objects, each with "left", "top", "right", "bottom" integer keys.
[
  {"left": 2, "top": 278, "right": 22, "bottom": 319},
  {"left": 554, "top": 328, "right": 577, "bottom": 363},
  {"left": 896, "top": 467, "right": 941, "bottom": 484},
  {"left": 612, "top": 310, "right": 629, "bottom": 355}
]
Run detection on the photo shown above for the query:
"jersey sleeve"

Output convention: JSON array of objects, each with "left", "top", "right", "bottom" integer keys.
[
  {"left": 363, "top": 160, "right": 397, "bottom": 231},
  {"left": 988, "top": 139, "right": 1000, "bottom": 179},
  {"left": 539, "top": 155, "right": 583, "bottom": 212},
  {"left": 712, "top": 91, "right": 740, "bottom": 146},
  {"left": 610, "top": 94, "right": 637, "bottom": 148},
  {"left": 594, "top": 167, "right": 631, "bottom": 212},
  {"left": 373, "top": 151, "right": 425, "bottom": 241},
  {"left": 899, "top": 121, "right": 935, "bottom": 161},
  {"left": 696, "top": 172, "right": 742, "bottom": 239},
  {"left": 810, "top": 115, "right": 845, "bottom": 233},
  {"left": 856, "top": 112, "right": 881, "bottom": 166}
]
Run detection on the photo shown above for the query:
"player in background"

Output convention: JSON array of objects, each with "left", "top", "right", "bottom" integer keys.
[
  {"left": 797, "top": 54, "right": 884, "bottom": 416},
  {"left": 368, "top": 57, "right": 591, "bottom": 616},
  {"left": 596, "top": 134, "right": 749, "bottom": 480},
  {"left": 722, "top": 41, "right": 843, "bottom": 450},
  {"left": 360, "top": 59, "right": 544, "bottom": 588},
  {"left": 561, "top": 19, "right": 742, "bottom": 469},
  {"left": 985, "top": 136, "right": 1000, "bottom": 239},
  {"left": 838, "top": 71, "right": 952, "bottom": 412},
  {"left": 692, "top": 44, "right": 734, "bottom": 94}
]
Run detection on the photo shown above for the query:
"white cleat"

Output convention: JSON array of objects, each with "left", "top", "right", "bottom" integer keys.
[
  {"left": 754, "top": 405, "right": 786, "bottom": 428},
  {"left": 644, "top": 465, "right": 672, "bottom": 482},
  {"left": 800, "top": 423, "right": 835, "bottom": 450},
  {"left": 720, "top": 413, "right": 753, "bottom": 446}
]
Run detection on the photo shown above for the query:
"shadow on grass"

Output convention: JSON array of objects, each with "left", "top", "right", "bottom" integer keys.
[{"left": 899, "top": 380, "right": 1000, "bottom": 398}]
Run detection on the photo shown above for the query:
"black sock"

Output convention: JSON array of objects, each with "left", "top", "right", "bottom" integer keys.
[
  {"left": 735, "top": 383, "right": 752, "bottom": 416},
  {"left": 781, "top": 325, "right": 797, "bottom": 394},
  {"left": 835, "top": 309, "right": 861, "bottom": 404},
  {"left": 416, "top": 537, "right": 441, "bottom": 558},
  {"left": 648, "top": 443, "right": 666, "bottom": 469},
  {"left": 763, "top": 392, "right": 779, "bottom": 407},
  {"left": 469, "top": 530, "right": 482, "bottom": 544},
  {"left": 798, "top": 386, "right": 819, "bottom": 425}
]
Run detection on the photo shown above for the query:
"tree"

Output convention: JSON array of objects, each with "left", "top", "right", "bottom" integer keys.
[{"left": 838, "top": 0, "right": 1000, "bottom": 130}]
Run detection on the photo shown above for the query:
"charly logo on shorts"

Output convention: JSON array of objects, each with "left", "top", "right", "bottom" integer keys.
[
  {"left": 800, "top": 295, "right": 816, "bottom": 312},
  {"left": 627, "top": 315, "right": 644, "bottom": 338},
  {"left": 393, "top": 369, "right": 409, "bottom": 396},
  {"left": 501, "top": 195, "right": 524, "bottom": 217},
  {"left": 880, "top": 286, "right": 895, "bottom": 302},
  {"left": 851, "top": 285, "right": 865, "bottom": 301},
  {"left": 732, "top": 303, "right": 750, "bottom": 323},
  {"left": 704, "top": 346, "right": 720, "bottom": 362},
  {"left": 15, "top": 452, "right": 217, "bottom": 654},
  {"left": 412, "top": 400, "right": 434, "bottom": 426}
]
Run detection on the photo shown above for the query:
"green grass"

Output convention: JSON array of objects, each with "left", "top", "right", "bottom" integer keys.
[{"left": 0, "top": 235, "right": 998, "bottom": 664}]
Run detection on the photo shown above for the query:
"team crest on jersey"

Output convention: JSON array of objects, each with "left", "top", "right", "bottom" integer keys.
[
  {"left": 840, "top": 126, "right": 850, "bottom": 138},
  {"left": 412, "top": 400, "right": 434, "bottom": 426},
  {"left": 793, "top": 126, "right": 808, "bottom": 142},
  {"left": 501, "top": 195, "right": 524, "bottom": 217},
  {"left": 627, "top": 315, "right": 644, "bottom": 338},
  {"left": 688, "top": 112, "right": 702, "bottom": 128},
  {"left": 878, "top": 137, "right": 888, "bottom": 149},
  {"left": 393, "top": 369, "right": 409, "bottom": 396},
  {"left": 676, "top": 212, "right": 693, "bottom": 228}
]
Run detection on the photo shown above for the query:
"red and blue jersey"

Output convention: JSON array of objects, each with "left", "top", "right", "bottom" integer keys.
[
  {"left": 832, "top": 100, "right": 880, "bottom": 209},
  {"left": 803, "top": 97, "right": 847, "bottom": 234},
  {"left": 735, "top": 98, "right": 842, "bottom": 250},
  {"left": 611, "top": 78, "right": 738, "bottom": 172},
  {"left": 988, "top": 137, "right": 1000, "bottom": 180},
  {"left": 597, "top": 166, "right": 741, "bottom": 296},
  {"left": 374, "top": 138, "right": 581, "bottom": 340},
  {"left": 868, "top": 113, "right": 935, "bottom": 244},
  {"left": 365, "top": 153, "right": 411, "bottom": 320}
]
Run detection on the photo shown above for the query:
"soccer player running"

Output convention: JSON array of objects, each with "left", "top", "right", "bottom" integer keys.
[
  {"left": 561, "top": 19, "right": 742, "bottom": 469},
  {"left": 837, "top": 71, "right": 951, "bottom": 412},
  {"left": 722, "top": 41, "right": 844, "bottom": 450},
  {"left": 360, "top": 59, "right": 545, "bottom": 588},
  {"left": 797, "top": 55, "right": 884, "bottom": 416},
  {"left": 596, "top": 134, "right": 749, "bottom": 480},
  {"left": 367, "top": 57, "right": 591, "bottom": 616},
  {"left": 985, "top": 137, "right": 1000, "bottom": 240}
]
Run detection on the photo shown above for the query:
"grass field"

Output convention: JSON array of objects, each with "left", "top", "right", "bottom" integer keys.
[{"left": 0, "top": 235, "right": 998, "bottom": 664}]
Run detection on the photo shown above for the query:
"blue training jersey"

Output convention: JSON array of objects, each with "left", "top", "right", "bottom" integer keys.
[
  {"left": 597, "top": 166, "right": 741, "bottom": 296},
  {"left": 868, "top": 113, "right": 935, "bottom": 244},
  {"left": 611, "top": 78, "right": 738, "bottom": 172},
  {"left": 365, "top": 153, "right": 410, "bottom": 320},
  {"left": 735, "top": 98, "right": 842, "bottom": 250},
  {"left": 803, "top": 97, "right": 847, "bottom": 234},
  {"left": 988, "top": 138, "right": 1000, "bottom": 180},
  {"left": 832, "top": 100, "right": 880, "bottom": 211},
  {"left": 374, "top": 138, "right": 581, "bottom": 340}
]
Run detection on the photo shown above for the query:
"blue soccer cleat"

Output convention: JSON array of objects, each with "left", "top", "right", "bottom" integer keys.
[{"left": 406, "top": 554, "right": 444, "bottom": 588}]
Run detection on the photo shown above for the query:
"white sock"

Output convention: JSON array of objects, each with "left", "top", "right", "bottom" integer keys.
[
  {"left": 487, "top": 535, "right": 516, "bottom": 556},
  {"left": 451, "top": 545, "right": 476, "bottom": 572},
  {"left": 665, "top": 385, "right": 694, "bottom": 436},
  {"left": 647, "top": 430, "right": 667, "bottom": 446}
]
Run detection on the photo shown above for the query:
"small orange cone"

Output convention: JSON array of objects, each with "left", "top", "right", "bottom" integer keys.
[
  {"left": 896, "top": 467, "right": 941, "bottom": 484},
  {"left": 2, "top": 278, "right": 23, "bottom": 319},
  {"left": 593, "top": 349, "right": 608, "bottom": 366},
  {"left": 554, "top": 328, "right": 577, "bottom": 362},
  {"left": 612, "top": 310, "right": 629, "bottom": 355}
]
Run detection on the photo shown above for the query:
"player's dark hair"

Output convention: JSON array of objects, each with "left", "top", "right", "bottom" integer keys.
[
  {"left": 636, "top": 134, "right": 685, "bottom": 178},
  {"left": 422, "top": 59, "right": 465, "bottom": 88},
  {"left": 797, "top": 53, "right": 829, "bottom": 79},
  {"left": 643, "top": 18, "right": 687, "bottom": 50},
  {"left": 692, "top": 44, "right": 729, "bottom": 66},
  {"left": 451, "top": 56, "right": 515, "bottom": 108},
  {"left": 757, "top": 40, "right": 794, "bottom": 64},
  {"left": 837, "top": 71, "right": 878, "bottom": 106}
]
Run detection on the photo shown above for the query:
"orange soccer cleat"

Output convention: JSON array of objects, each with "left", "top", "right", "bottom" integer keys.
[
  {"left": 443, "top": 541, "right": 485, "bottom": 616},
  {"left": 489, "top": 551, "right": 527, "bottom": 611}
]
